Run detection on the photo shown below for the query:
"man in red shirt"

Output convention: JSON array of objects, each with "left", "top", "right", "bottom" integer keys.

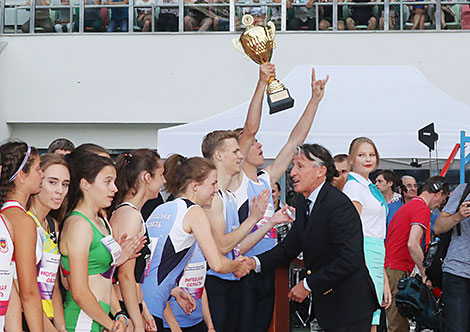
[{"left": 384, "top": 176, "right": 449, "bottom": 332}]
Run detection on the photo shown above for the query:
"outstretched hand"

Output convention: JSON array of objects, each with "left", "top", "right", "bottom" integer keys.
[
  {"left": 270, "top": 205, "right": 295, "bottom": 226},
  {"left": 311, "top": 67, "right": 329, "bottom": 102}
]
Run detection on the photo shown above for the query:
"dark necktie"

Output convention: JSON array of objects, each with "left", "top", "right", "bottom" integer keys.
[{"left": 305, "top": 199, "right": 312, "bottom": 217}]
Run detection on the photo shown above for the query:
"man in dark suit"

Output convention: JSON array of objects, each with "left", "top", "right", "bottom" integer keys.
[{"left": 246, "top": 143, "right": 380, "bottom": 331}]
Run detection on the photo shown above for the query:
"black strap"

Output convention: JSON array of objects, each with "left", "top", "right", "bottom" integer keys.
[
  {"left": 46, "top": 215, "right": 55, "bottom": 234},
  {"left": 455, "top": 183, "right": 470, "bottom": 236}
]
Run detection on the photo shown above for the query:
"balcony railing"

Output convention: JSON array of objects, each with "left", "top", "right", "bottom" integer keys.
[{"left": 1, "top": 0, "right": 469, "bottom": 33}]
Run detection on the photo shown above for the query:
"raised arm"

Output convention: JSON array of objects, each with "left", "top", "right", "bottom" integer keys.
[
  {"left": 434, "top": 200, "right": 470, "bottom": 234},
  {"left": 238, "top": 63, "right": 276, "bottom": 159},
  {"left": 204, "top": 191, "right": 269, "bottom": 255},
  {"left": 238, "top": 205, "right": 292, "bottom": 255},
  {"left": 264, "top": 68, "right": 329, "bottom": 184},
  {"left": 185, "top": 206, "right": 248, "bottom": 275}
]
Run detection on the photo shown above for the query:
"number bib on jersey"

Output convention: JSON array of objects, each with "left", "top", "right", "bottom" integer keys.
[
  {"left": 252, "top": 202, "right": 276, "bottom": 239},
  {"left": 178, "top": 261, "right": 206, "bottom": 300},
  {"left": 0, "top": 264, "right": 13, "bottom": 316},
  {"left": 37, "top": 251, "right": 60, "bottom": 301},
  {"left": 100, "top": 235, "right": 121, "bottom": 279}
]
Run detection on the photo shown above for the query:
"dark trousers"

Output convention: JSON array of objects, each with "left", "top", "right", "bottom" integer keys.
[
  {"left": 238, "top": 270, "right": 275, "bottom": 332},
  {"left": 324, "top": 315, "right": 372, "bottom": 332},
  {"left": 442, "top": 272, "right": 470, "bottom": 332},
  {"left": 287, "top": 17, "right": 316, "bottom": 30},
  {"left": 205, "top": 275, "right": 240, "bottom": 332},
  {"left": 153, "top": 316, "right": 206, "bottom": 332},
  {"left": 157, "top": 13, "right": 178, "bottom": 31}
]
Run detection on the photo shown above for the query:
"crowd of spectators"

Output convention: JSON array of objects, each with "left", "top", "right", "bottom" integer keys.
[{"left": 14, "top": 0, "right": 461, "bottom": 33}]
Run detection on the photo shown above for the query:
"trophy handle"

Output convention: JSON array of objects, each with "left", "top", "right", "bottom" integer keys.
[
  {"left": 232, "top": 38, "right": 251, "bottom": 61},
  {"left": 266, "top": 21, "right": 276, "bottom": 42}
]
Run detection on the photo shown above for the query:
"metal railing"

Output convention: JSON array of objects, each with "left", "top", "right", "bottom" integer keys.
[{"left": 1, "top": 0, "right": 469, "bottom": 34}]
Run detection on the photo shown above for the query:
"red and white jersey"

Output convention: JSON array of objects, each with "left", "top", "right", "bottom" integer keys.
[{"left": 0, "top": 214, "right": 14, "bottom": 330}]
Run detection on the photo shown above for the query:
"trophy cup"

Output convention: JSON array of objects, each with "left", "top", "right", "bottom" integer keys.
[{"left": 233, "top": 15, "right": 294, "bottom": 114}]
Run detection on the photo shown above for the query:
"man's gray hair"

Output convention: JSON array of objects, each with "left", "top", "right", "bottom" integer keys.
[
  {"left": 401, "top": 175, "right": 416, "bottom": 182},
  {"left": 295, "top": 145, "right": 324, "bottom": 168}
]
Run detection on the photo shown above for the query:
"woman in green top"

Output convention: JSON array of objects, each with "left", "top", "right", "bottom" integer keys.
[{"left": 59, "top": 151, "right": 128, "bottom": 332}]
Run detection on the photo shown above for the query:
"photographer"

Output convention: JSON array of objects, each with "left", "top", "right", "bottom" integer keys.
[
  {"left": 384, "top": 176, "right": 449, "bottom": 332},
  {"left": 435, "top": 183, "right": 470, "bottom": 332}
]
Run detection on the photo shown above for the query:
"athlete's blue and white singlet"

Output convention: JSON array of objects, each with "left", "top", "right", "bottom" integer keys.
[
  {"left": 206, "top": 190, "right": 240, "bottom": 281},
  {"left": 233, "top": 171, "right": 275, "bottom": 257},
  {"left": 142, "top": 198, "right": 198, "bottom": 319},
  {"left": 164, "top": 244, "right": 206, "bottom": 328}
]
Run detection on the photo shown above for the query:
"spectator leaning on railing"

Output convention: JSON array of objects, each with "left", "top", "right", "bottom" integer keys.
[
  {"left": 345, "top": 0, "right": 377, "bottom": 30},
  {"left": 106, "top": 0, "right": 129, "bottom": 32},
  {"left": 54, "top": 0, "right": 73, "bottom": 32},
  {"left": 135, "top": 0, "right": 157, "bottom": 31},
  {"left": 156, "top": 0, "right": 179, "bottom": 31},
  {"left": 22, "top": 0, "right": 54, "bottom": 32},
  {"left": 319, "top": 0, "right": 346, "bottom": 30},
  {"left": 184, "top": 0, "right": 214, "bottom": 31},
  {"left": 286, "top": 0, "right": 317, "bottom": 30}
]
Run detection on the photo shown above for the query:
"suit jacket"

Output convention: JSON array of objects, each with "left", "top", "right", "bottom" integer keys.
[{"left": 258, "top": 182, "right": 380, "bottom": 329}]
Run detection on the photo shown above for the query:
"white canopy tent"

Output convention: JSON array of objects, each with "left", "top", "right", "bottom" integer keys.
[{"left": 157, "top": 65, "right": 470, "bottom": 164}]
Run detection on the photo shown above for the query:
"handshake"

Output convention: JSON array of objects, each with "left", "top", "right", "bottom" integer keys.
[{"left": 233, "top": 256, "right": 257, "bottom": 279}]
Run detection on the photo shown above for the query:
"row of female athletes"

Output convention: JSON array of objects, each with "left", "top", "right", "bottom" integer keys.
[
  {"left": 0, "top": 139, "right": 247, "bottom": 331},
  {"left": 0, "top": 141, "right": 251, "bottom": 332}
]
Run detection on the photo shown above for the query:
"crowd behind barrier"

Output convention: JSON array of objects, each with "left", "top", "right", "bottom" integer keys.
[{"left": 1, "top": 0, "right": 470, "bottom": 33}]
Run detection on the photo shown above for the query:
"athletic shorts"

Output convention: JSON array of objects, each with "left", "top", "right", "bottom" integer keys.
[{"left": 64, "top": 292, "right": 111, "bottom": 332}]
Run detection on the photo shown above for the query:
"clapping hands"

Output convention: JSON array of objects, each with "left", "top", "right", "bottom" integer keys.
[
  {"left": 116, "top": 233, "right": 147, "bottom": 266},
  {"left": 250, "top": 190, "right": 270, "bottom": 222}
]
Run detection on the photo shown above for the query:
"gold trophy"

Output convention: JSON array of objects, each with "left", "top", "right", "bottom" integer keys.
[{"left": 233, "top": 14, "right": 294, "bottom": 114}]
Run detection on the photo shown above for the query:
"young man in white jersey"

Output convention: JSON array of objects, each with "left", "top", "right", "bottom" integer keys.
[
  {"left": 201, "top": 63, "right": 292, "bottom": 332},
  {"left": 228, "top": 68, "right": 329, "bottom": 332}
]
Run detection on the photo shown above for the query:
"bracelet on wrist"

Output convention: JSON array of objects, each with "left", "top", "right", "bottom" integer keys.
[
  {"left": 113, "top": 311, "right": 129, "bottom": 326},
  {"left": 115, "top": 314, "right": 129, "bottom": 326}
]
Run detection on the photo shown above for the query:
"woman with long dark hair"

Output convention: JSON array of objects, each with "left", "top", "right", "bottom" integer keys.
[
  {"left": 0, "top": 149, "right": 16, "bottom": 331},
  {"left": 59, "top": 152, "right": 126, "bottom": 332},
  {"left": 0, "top": 141, "right": 44, "bottom": 331},
  {"left": 109, "top": 149, "right": 164, "bottom": 332},
  {"left": 27, "top": 153, "right": 70, "bottom": 331},
  {"left": 142, "top": 154, "right": 251, "bottom": 331}
]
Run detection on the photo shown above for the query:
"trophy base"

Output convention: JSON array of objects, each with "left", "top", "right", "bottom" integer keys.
[{"left": 267, "top": 89, "right": 295, "bottom": 114}]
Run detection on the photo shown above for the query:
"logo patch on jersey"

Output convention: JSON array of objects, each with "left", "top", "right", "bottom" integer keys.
[{"left": 0, "top": 238, "right": 8, "bottom": 253}]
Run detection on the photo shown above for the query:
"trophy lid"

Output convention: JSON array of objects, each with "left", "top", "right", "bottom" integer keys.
[{"left": 238, "top": 14, "right": 274, "bottom": 64}]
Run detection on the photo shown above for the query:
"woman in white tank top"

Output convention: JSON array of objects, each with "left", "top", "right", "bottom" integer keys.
[{"left": 0, "top": 142, "right": 45, "bottom": 331}]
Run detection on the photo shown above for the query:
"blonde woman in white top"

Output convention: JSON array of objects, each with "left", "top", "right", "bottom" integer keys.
[{"left": 343, "top": 137, "right": 391, "bottom": 332}]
